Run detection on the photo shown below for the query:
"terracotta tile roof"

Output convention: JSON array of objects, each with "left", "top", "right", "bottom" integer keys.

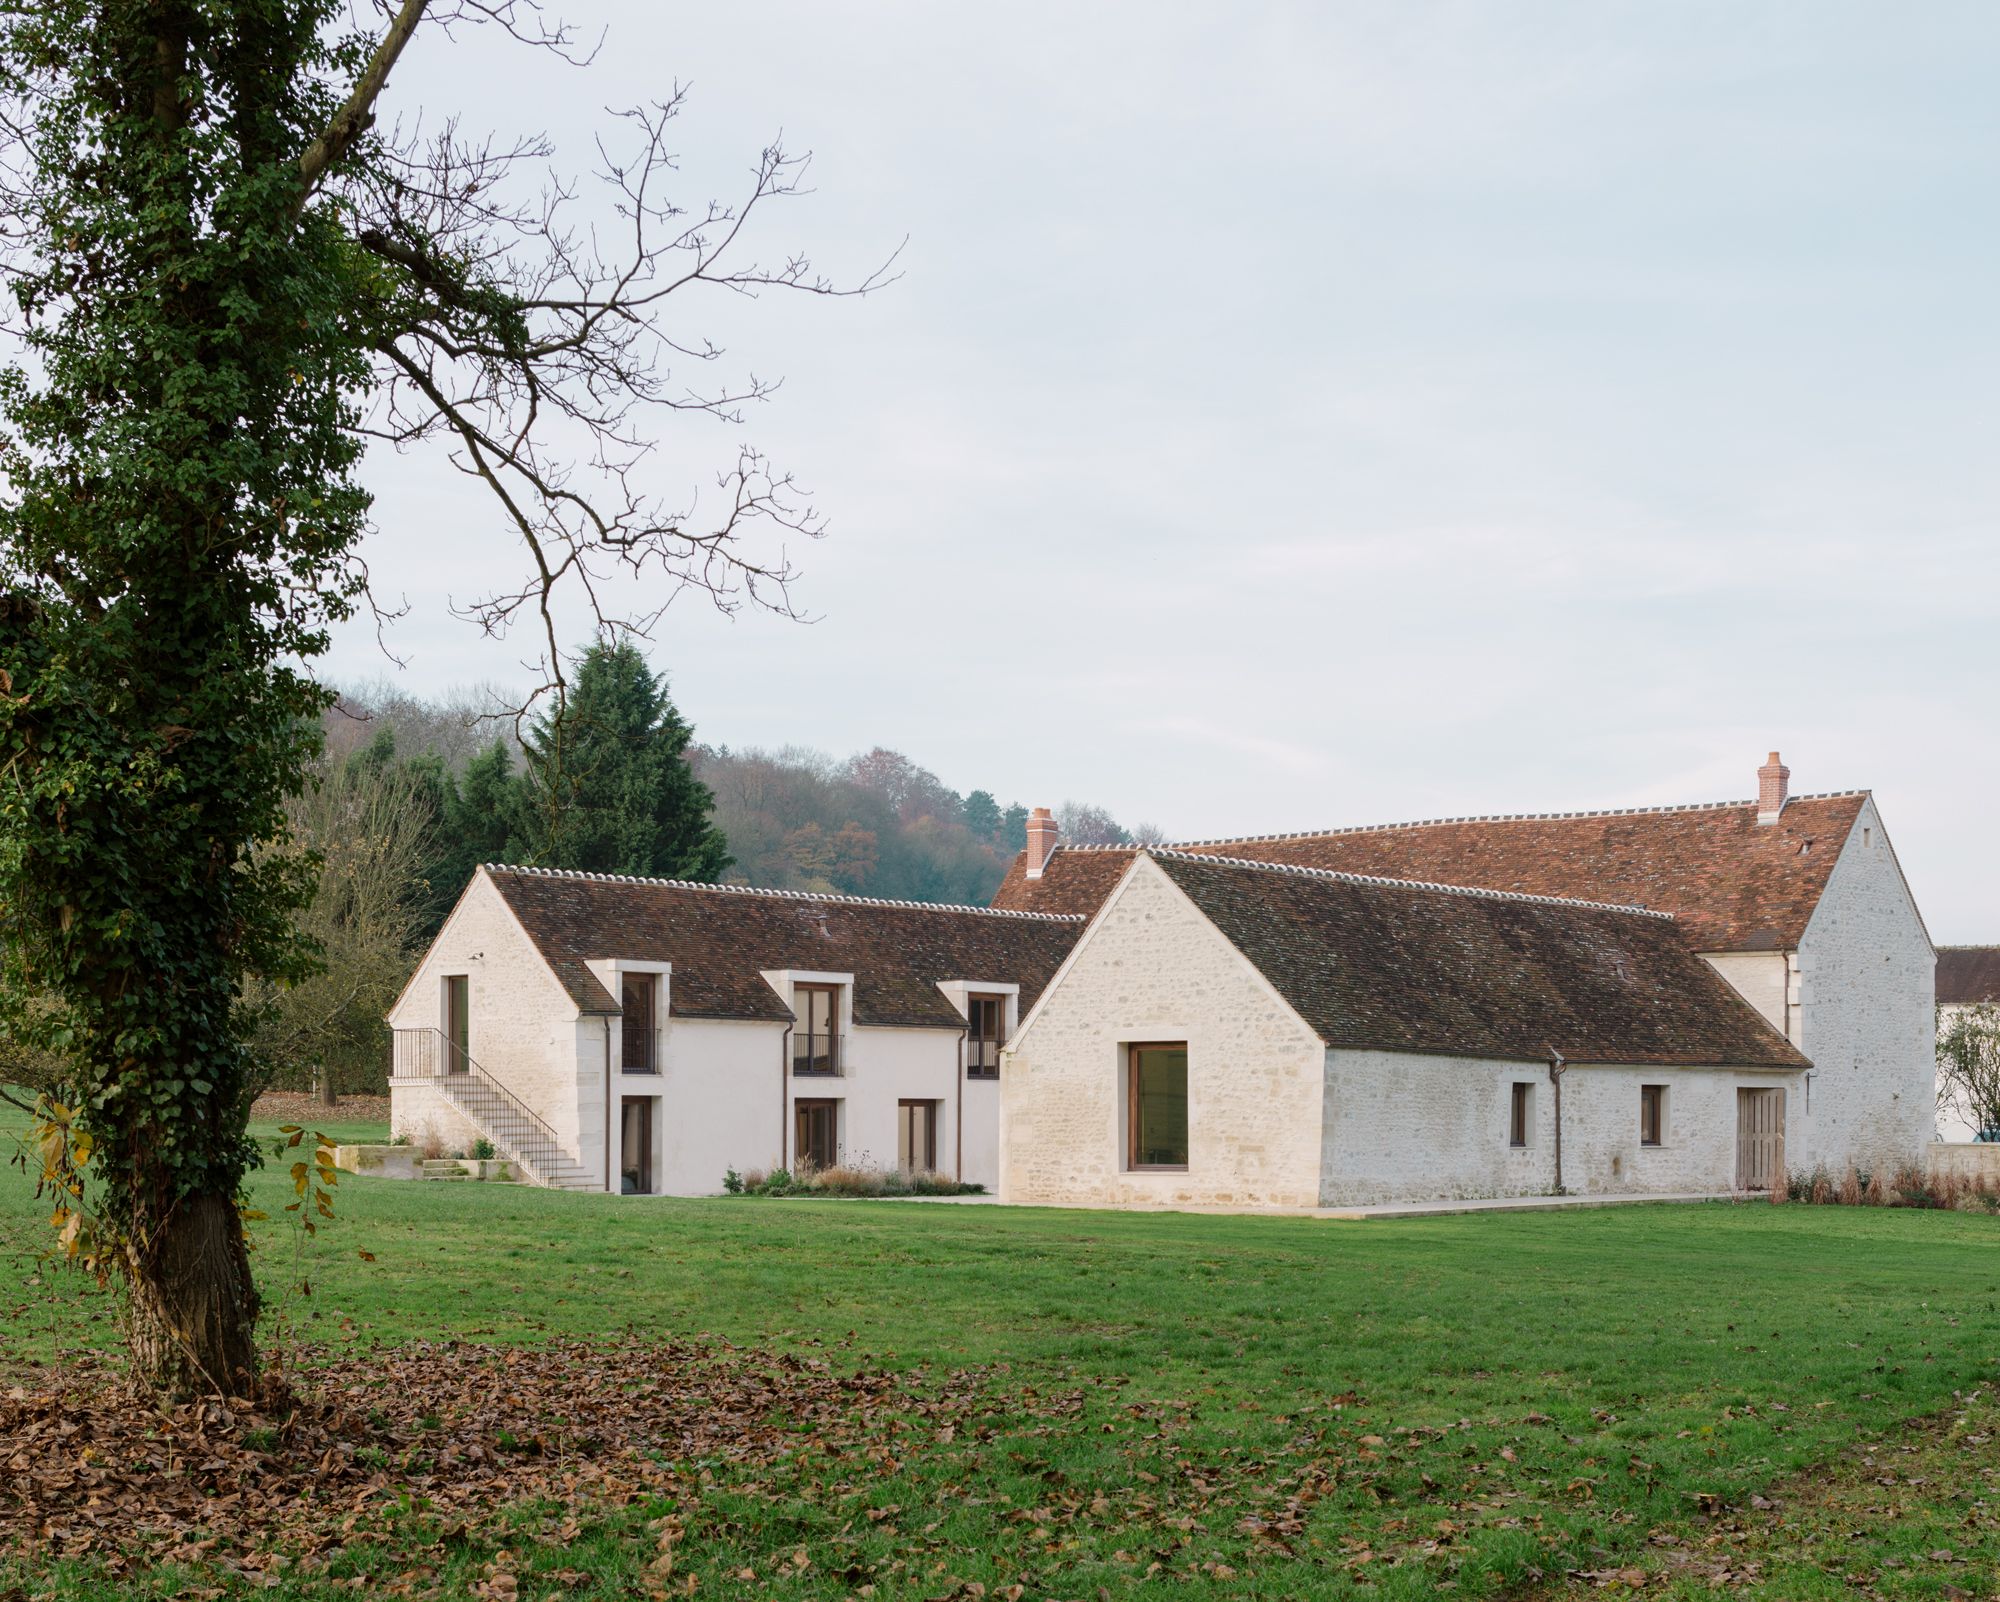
[
  {"left": 989, "top": 848, "right": 1140, "bottom": 916},
  {"left": 1144, "top": 851, "right": 1809, "bottom": 1069},
  {"left": 1938, "top": 946, "right": 2000, "bottom": 1006},
  {"left": 996, "top": 794, "right": 1869, "bottom": 952},
  {"left": 484, "top": 866, "right": 1083, "bottom": 1027}
]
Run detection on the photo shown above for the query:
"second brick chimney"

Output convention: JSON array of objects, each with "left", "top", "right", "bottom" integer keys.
[
  {"left": 1025, "top": 806, "right": 1059, "bottom": 879},
  {"left": 1756, "top": 751, "right": 1790, "bottom": 825}
]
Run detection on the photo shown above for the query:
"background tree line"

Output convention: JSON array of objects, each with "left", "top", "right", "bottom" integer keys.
[{"left": 241, "top": 640, "right": 1155, "bottom": 1101}]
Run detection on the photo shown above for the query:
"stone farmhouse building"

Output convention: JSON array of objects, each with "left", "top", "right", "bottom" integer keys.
[
  {"left": 994, "top": 754, "right": 1934, "bottom": 1203},
  {"left": 387, "top": 865, "right": 1080, "bottom": 1193},
  {"left": 1935, "top": 946, "right": 2000, "bottom": 1143},
  {"left": 387, "top": 752, "right": 1934, "bottom": 1207},
  {"left": 999, "top": 849, "right": 1807, "bottom": 1208}
]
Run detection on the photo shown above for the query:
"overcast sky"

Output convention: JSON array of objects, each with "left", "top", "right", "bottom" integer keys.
[{"left": 329, "top": 2, "right": 2000, "bottom": 939}]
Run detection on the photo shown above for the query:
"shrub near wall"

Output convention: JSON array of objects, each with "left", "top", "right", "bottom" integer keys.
[
  {"left": 1782, "top": 1163, "right": 2000, "bottom": 1212},
  {"left": 723, "top": 1163, "right": 983, "bottom": 1198}
]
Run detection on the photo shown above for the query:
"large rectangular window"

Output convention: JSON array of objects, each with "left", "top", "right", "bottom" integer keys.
[
  {"left": 1640, "top": 1084, "right": 1665, "bottom": 1147},
  {"left": 1127, "top": 1044, "right": 1189, "bottom": 1171},
  {"left": 1509, "top": 1082, "right": 1533, "bottom": 1149},
  {"left": 966, "top": 993, "right": 1007, "bottom": 1079},
  {"left": 793, "top": 984, "right": 841, "bottom": 1076}
]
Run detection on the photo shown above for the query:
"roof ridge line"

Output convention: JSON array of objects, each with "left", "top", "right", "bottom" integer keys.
[
  {"left": 1161, "top": 789, "right": 1870, "bottom": 848},
  {"left": 1144, "top": 847, "right": 1675, "bottom": 918},
  {"left": 483, "top": 863, "right": 1086, "bottom": 922}
]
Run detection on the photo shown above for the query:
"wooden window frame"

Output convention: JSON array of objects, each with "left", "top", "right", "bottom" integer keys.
[
  {"left": 443, "top": 974, "right": 470, "bottom": 1074},
  {"left": 620, "top": 1096, "right": 655, "bottom": 1194},
  {"left": 1639, "top": 1083, "right": 1665, "bottom": 1147},
  {"left": 794, "top": 1097, "right": 840, "bottom": 1171},
  {"left": 792, "top": 983, "right": 842, "bottom": 1077},
  {"left": 1509, "top": 1081, "right": 1532, "bottom": 1149},
  {"left": 621, "top": 973, "right": 659, "bottom": 1074},
  {"left": 1126, "top": 1042, "right": 1190, "bottom": 1173},
  {"left": 966, "top": 992, "right": 1007, "bottom": 1079},
  {"left": 898, "top": 1098, "right": 938, "bottom": 1173}
]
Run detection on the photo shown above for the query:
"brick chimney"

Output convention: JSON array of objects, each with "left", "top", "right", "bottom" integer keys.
[
  {"left": 1756, "top": 751, "right": 1790, "bottom": 825},
  {"left": 1025, "top": 806, "right": 1059, "bottom": 879}
]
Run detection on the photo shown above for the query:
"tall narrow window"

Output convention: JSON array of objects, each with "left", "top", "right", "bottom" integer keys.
[
  {"left": 1509, "top": 1082, "right": 1532, "bottom": 1149},
  {"left": 622, "top": 974, "right": 658, "bottom": 1073},
  {"left": 1127, "top": 1044, "right": 1189, "bottom": 1170},
  {"left": 898, "top": 1099, "right": 939, "bottom": 1174},
  {"left": 1640, "top": 1084, "right": 1665, "bottom": 1147},
  {"left": 794, "top": 1099, "right": 839, "bottom": 1170},
  {"left": 793, "top": 984, "right": 840, "bottom": 1076},
  {"left": 443, "top": 975, "right": 470, "bottom": 1073},
  {"left": 966, "top": 993, "right": 1007, "bottom": 1079}
]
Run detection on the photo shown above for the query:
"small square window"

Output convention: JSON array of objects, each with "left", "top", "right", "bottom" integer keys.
[
  {"left": 1640, "top": 1084, "right": 1666, "bottom": 1147},
  {"left": 1509, "top": 1082, "right": 1533, "bottom": 1149}
]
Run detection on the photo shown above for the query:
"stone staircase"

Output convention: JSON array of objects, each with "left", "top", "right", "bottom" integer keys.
[{"left": 392, "top": 1028, "right": 597, "bottom": 1191}]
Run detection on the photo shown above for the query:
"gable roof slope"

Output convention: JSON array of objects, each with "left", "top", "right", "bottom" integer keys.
[
  {"left": 1145, "top": 850, "right": 1809, "bottom": 1069},
  {"left": 1938, "top": 946, "right": 2000, "bottom": 1007},
  {"left": 486, "top": 866, "right": 1084, "bottom": 1027},
  {"left": 1160, "top": 793, "right": 1869, "bottom": 953}
]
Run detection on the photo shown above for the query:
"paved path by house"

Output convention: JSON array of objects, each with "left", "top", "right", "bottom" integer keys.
[{"left": 854, "top": 1190, "right": 1749, "bottom": 1219}]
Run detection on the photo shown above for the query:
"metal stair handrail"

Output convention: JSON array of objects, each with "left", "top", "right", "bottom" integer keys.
[{"left": 390, "top": 1027, "right": 585, "bottom": 1186}]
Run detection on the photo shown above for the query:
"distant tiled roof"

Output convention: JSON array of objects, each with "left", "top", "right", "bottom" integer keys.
[
  {"left": 1143, "top": 850, "right": 1809, "bottom": 1069},
  {"left": 996, "top": 794, "right": 1869, "bottom": 952},
  {"left": 1938, "top": 946, "right": 2000, "bottom": 1006},
  {"left": 485, "top": 866, "right": 1084, "bottom": 1027},
  {"left": 989, "top": 848, "right": 1140, "bottom": 916}
]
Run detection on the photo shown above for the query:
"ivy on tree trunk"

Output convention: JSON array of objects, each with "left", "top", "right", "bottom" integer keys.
[{"left": 0, "top": 0, "right": 883, "bottom": 1396}]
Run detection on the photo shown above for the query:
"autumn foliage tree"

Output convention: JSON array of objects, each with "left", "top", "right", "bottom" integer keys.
[{"left": 0, "top": 0, "right": 884, "bottom": 1395}]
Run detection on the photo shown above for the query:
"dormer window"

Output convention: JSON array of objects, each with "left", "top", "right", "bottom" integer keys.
[
  {"left": 966, "top": 993, "right": 1007, "bottom": 1079},
  {"left": 793, "top": 983, "right": 841, "bottom": 1076},
  {"left": 622, "top": 974, "right": 658, "bottom": 1073}
]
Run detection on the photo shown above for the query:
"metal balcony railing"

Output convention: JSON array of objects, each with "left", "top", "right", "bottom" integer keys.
[
  {"left": 390, "top": 1027, "right": 592, "bottom": 1190},
  {"left": 792, "top": 1032, "right": 844, "bottom": 1077}
]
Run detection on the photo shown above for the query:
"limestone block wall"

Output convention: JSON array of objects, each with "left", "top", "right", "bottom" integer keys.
[
  {"left": 1318, "top": 1054, "right": 1801, "bottom": 1203},
  {"left": 1927, "top": 1143, "right": 2000, "bottom": 1187},
  {"left": 386, "top": 871, "right": 595, "bottom": 1176},
  {"left": 1001, "top": 859, "right": 1326, "bottom": 1209},
  {"left": 1796, "top": 799, "right": 1936, "bottom": 1173}
]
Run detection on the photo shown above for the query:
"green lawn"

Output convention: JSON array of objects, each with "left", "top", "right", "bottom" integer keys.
[{"left": 3, "top": 1102, "right": 1998, "bottom": 1599}]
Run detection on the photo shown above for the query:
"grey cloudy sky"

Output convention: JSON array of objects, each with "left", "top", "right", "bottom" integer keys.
[{"left": 328, "top": 2, "right": 2000, "bottom": 938}]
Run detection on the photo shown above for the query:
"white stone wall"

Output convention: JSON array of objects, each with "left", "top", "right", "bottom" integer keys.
[
  {"left": 1000, "top": 858, "right": 1327, "bottom": 1208},
  {"left": 1701, "top": 951, "right": 1793, "bottom": 1041},
  {"left": 1318, "top": 1052, "right": 1802, "bottom": 1203},
  {"left": 386, "top": 873, "right": 596, "bottom": 1175},
  {"left": 1795, "top": 799, "right": 1936, "bottom": 1173}
]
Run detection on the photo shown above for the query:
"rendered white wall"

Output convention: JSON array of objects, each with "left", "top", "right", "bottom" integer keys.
[
  {"left": 1001, "top": 858, "right": 1327, "bottom": 1209},
  {"left": 1795, "top": 799, "right": 1935, "bottom": 1173},
  {"left": 1701, "top": 951, "right": 1792, "bottom": 1041}
]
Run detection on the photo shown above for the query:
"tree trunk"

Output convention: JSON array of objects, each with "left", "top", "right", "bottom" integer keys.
[
  {"left": 318, "top": 1066, "right": 338, "bottom": 1108},
  {"left": 125, "top": 1190, "right": 261, "bottom": 1399}
]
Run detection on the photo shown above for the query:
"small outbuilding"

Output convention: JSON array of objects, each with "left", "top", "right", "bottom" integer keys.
[{"left": 1000, "top": 850, "right": 1811, "bottom": 1210}]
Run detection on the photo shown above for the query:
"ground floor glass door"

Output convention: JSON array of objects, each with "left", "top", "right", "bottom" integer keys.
[
  {"left": 620, "top": 1097, "right": 654, "bottom": 1195},
  {"left": 898, "top": 1099, "right": 938, "bottom": 1174},
  {"left": 795, "top": 1099, "right": 838, "bottom": 1172},
  {"left": 1735, "top": 1087, "right": 1785, "bottom": 1191}
]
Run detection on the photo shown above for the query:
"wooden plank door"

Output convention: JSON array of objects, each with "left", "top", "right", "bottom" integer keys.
[
  {"left": 444, "top": 974, "right": 470, "bottom": 1073},
  {"left": 1736, "top": 1088, "right": 1786, "bottom": 1190}
]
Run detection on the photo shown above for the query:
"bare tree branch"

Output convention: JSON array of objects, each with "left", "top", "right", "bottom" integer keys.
[{"left": 295, "top": 0, "right": 431, "bottom": 212}]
